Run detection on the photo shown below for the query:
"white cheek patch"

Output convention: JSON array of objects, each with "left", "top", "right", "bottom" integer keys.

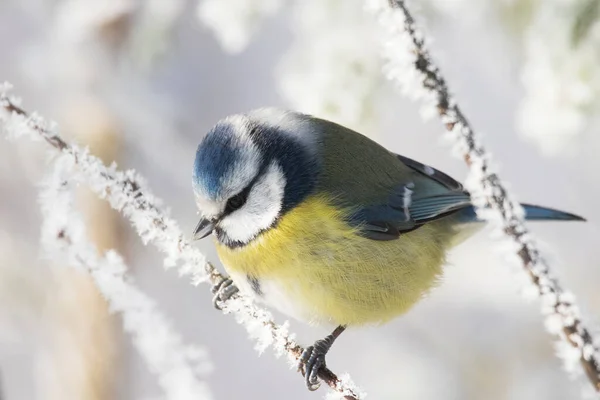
[{"left": 219, "top": 161, "right": 286, "bottom": 243}]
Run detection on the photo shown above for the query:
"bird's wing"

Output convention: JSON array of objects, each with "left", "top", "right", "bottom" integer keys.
[
  {"left": 348, "top": 154, "right": 471, "bottom": 241},
  {"left": 395, "top": 154, "right": 463, "bottom": 191}
]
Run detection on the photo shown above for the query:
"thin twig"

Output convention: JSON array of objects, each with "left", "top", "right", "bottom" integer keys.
[
  {"left": 371, "top": 0, "right": 600, "bottom": 391},
  {"left": 0, "top": 86, "right": 362, "bottom": 400},
  {"left": 40, "top": 156, "right": 212, "bottom": 399}
]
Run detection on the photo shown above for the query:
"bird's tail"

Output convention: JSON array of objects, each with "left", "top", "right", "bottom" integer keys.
[
  {"left": 457, "top": 204, "right": 586, "bottom": 222},
  {"left": 450, "top": 204, "right": 584, "bottom": 248},
  {"left": 520, "top": 204, "right": 586, "bottom": 221}
]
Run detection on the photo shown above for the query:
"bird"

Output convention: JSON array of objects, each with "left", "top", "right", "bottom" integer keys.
[{"left": 191, "top": 108, "right": 585, "bottom": 391}]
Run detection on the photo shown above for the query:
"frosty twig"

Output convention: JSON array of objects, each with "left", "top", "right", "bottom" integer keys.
[
  {"left": 40, "top": 156, "right": 212, "bottom": 400},
  {"left": 370, "top": 0, "right": 600, "bottom": 391},
  {"left": 0, "top": 84, "right": 363, "bottom": 400}
]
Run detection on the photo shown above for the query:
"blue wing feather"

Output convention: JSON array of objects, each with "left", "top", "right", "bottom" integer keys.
[
  {"left": 409, "top": 194, "right": 471, "bottom": 222},
  {"left": 395, "top": 154, "right": 463, "bottom": 191},
  {"left": 348, "top": 154, "right": 584, "bottom": 241},
  {"left": 350, "top": 154, "right": 471, "bottom": 240}
]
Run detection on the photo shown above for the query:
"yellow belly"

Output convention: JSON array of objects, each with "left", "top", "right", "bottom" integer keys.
[{"left": 215, "top": 195, "right": 456, "bottom": 326}]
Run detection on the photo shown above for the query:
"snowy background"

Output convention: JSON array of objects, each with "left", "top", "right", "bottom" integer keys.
[{"left": 1, "top": 0, "right": 600, "bottom": 399}]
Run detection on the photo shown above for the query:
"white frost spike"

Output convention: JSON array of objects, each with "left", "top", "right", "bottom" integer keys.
[
  {"left": 545, "top": 314, "right": 564, "bottom": 335},
  {"left": 556, "top": 341, "right": 584, "bottom": 374},
  {"left": 325, "top": 373, "right": 368, "bottom": 400},
  {"left": 0, "top": 81, "right": 13, "bottom": 99},
  {"left": 369, "top": 0, "right": 600, "bottom": 390},
  {"left": 197, "top": 0, "right": 282, "bottom": 53},
  {"left": 39, "top": 156, "right": 213, "bottom": 400}
]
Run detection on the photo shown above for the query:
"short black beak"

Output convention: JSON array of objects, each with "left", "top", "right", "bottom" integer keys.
[{"left": 193, "top": 218, "right": 216, "bottom": 240}]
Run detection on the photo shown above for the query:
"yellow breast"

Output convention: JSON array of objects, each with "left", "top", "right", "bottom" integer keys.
[{"left": 215, "top": 195, "right": 455, "bottom": 326}]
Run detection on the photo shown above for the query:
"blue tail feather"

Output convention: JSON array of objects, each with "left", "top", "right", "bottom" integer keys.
[
  {"left": 519, "top": 204, "right": 586, "bottom": 221},
  {"left": 457, "top": 204, "right": 586, "bottom": 222}
]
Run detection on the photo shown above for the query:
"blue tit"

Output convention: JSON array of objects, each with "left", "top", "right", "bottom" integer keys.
[{"left": 191, "top": 108, "right": 585, "bottom": 390}]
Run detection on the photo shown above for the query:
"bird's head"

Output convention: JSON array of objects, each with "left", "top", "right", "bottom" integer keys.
[{"left": 192, "top": 109, "right": 320, "bottom": 247}]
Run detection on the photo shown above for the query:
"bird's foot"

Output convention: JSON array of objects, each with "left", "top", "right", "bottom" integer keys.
[
  {"left": 211, "top": 277, "right": 239, "bottom": 310},
  {"left": 298, "top": 336, "right": 335, "bottom": 391}
]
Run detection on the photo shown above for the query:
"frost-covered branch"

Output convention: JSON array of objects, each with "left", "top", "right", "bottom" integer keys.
[
  {"left": 369, "top": 0, "right": 600, "bottom": 392},
  {"left": 39, "top": 155, "right": 212, "bottom": 400},
  {"left": 0, "top": 83, "right": 363, "bottom": 400}
]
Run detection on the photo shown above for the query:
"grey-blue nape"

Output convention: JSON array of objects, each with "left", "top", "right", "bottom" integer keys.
[{"left": 245, "top": 124, "right": 320, "bottom": 212}]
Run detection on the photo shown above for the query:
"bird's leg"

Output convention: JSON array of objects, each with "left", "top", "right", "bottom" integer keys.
[
  {"left": 211, "top": 277, "right": 239, "bottom": 310},
  {"left": 298, "top": 325, "right": 346, "bottom": 390}
]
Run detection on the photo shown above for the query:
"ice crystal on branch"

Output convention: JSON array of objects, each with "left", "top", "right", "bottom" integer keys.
[
  {"left": 368, "top": 0, "right": 600, "bottom": 392},
  {"left": 39, "top": 156, "right": 212, "bottom": 400}
]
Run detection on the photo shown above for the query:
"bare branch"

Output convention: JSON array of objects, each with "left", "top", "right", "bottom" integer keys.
[
  {"left": 0, "top": 84, "right": 363, "bottom": 400},
  {"left": 369, "top": 0, "right": 600, "bottom": 391}
]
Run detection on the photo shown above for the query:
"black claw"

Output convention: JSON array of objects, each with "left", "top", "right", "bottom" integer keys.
[
  {"left": 298, "top": 338, "right": 332, "bottom": 390},
  {"left": 211, "top": 277, "right": 228, "bottom": 294},
  {"left": 309, "top": 356, "right": 324, "bottom": 389},
  {"left": 211, "top": 278, "right": 239, "bottom": 310},
  {"left": 299, "top": 345, "right": 320, "bottom": 390},
  {"left": 297, "top": 326, "right": 346, "bottom": 391}
]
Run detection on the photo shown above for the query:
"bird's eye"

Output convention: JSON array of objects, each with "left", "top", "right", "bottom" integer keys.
[{"left": 225, "top": 189, "right": 249, "bottom": 213}]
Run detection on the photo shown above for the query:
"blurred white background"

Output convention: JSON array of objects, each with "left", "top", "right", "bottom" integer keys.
[{"left": 1, "top": 0, "right": 600, "bottom": 399}]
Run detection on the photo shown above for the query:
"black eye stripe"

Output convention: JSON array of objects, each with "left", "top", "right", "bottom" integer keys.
[
  {"left": 224, "top": 184, "right": 252, "bottom": 214},
  {"left": 228, "top": 193, "right": 245, "bottom": 209},
  {"left": 223, "top": 154, "right": 272, "bottom": 216},
  {"left": 228, "top": 191, "right": 247, "bottom": 210}
]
